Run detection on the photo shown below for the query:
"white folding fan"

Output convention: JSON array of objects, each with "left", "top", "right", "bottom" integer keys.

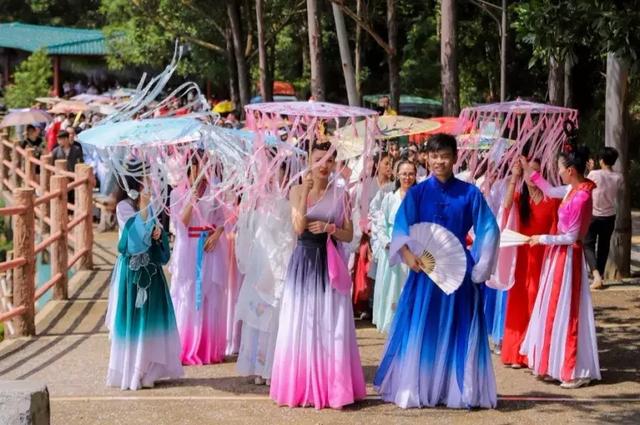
[
  {"left": 499, "top": 229, "right": 531, "bottom": 247},
  {"left": 409, "top": 222, "right": 467, "bottom": 295}
]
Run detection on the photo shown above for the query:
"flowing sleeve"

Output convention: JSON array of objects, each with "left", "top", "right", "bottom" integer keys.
[
  {"left": 346, "top": 184, "right": 364, "bottom": 253},
  {"left": 539, "top": 191, "right": 591, "bottom": 245},
  {"left": 235, "top": 209, "right": 254, "bottom": 274},
  {"left": 371, "top": 193, "right": 391, "bottom": 259},
  {"left": 116, "top": 202, "right": 155, "bottom": 256},
  {"left": 531, "top": 171, "right": 569, "bottom": 199},
  {"left": 116, "top": 201, "right": 136, "bottom": 230},
  {"left": 169, "top": 186, "right": 185, "bottom": 225},
  {"left": 368, "top": 185, "right": 386, "bottom": 224},
  {"left": 156, "top": 228, "right": 171, "bottom": 265},
  {"left": 124, "top": 211, "right": 154, "bottom": 256},
  {"left": 470, "top": 187, "right": 500, "bottom": 283},
  {"left": 388, "top": 187, "right": 421, "bottom": 266}
]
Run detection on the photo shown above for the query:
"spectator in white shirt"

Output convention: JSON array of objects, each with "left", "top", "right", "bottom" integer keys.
[{"left": 585, "top": 147, "right": 623, "bottom": 289}]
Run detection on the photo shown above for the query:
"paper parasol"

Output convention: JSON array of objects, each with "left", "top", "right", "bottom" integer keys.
[
  {"left": 109, "top": 88, "right": 138, "bottom": 98},
  {"left": 332, "top": 115, "right": 440, "bottom": 160},
  {"left": 48, "top": 100, "right": 89, "bottom": 114},
  {"left": 335, "top": 115, "right": 440, "bottom": 140},
  {"left": 409, "top": 222, "right": 467, "bottom": 294},
  {"left": 246, "top": 101, "right": 378, "bottom": 162},
  {"left": 0, "top": 108, "right": 52, "bottom": 127},
  {"left": 499, "top": 229, "right": 531, "bottom": 247},
  {"left": 35, "top": 97, "right": 62, "bottom": 105},
  {"left": 90, "top": 104, "right": 118, "bottom": 116},
  {"left": 71, "top": 94, "right": 112, "bottom": 104},
  {"left": 77, "top": 117, "right": 203, "bottom": 148}
]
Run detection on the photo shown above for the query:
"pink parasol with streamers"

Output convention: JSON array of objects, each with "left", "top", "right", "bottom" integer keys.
[
  {"left": 454, "top": 99, "right": 578, "bottom": 186},
  {"left": 245, "top": 101, "right": 379, "bottom": 227}
]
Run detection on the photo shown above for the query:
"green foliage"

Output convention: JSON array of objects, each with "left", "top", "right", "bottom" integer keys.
[
  {"left": 100, "top": 0, "right": 227, "bottom": 79},
  {"left": 29, "top": 0, "right": 104, "bottom": 27},
  {"left": 512, "top": 0, "right": 589, "bottom": 67},
  {"left": 587, "top": 1, "right": 640, "bottom": 65},
  {"left": 0, "top": 0, "right": 103, "bottom": 27},
  {"left": 513, "top": 1, "right": 640, "bottom": 67},
  {"left": 400, "top": 16, "right": 440, "bottom": 99},
  {"left": 273, "top": 23, "right": 305, "bottom": 89},
  {"left": 4, "top": 49, "right": 52, "bottom": 108},
  {"left": 458, "top": 5, "right": 502, "bottom": 105}
]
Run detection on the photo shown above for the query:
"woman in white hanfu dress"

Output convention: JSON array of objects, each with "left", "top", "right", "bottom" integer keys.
[{"left": 235, "top": 192, "right": 295, "bottom": 384}]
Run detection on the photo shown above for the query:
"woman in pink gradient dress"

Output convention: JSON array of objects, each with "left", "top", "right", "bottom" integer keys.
[
  {"left": 269, "top": 142, "right": 366, "bottom": 409},
  {"left": 169, "top": 161, "right": 229, "bottom": 365},
  {"left": 520, "top": 145, "right": 601, "bottom": 389}
]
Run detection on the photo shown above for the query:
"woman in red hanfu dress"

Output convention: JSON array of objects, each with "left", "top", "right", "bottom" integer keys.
[
  {"left": 519, "top": 145, "right": 601, "bottom": 389},
  {"left": 500, "top": 159, "right": 560, "bottom": 367}
]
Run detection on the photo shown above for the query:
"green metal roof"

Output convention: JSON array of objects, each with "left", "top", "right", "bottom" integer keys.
[{"left": 0, "top": 22, "right": 107, "bottom": 56}]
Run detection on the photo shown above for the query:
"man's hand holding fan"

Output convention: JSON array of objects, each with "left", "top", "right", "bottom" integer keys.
[{"left": 405, "top": 222, "right": 467, "bottom": 295}]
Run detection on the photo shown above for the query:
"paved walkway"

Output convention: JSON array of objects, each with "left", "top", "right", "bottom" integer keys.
[{"left": 1, "top": 231, "right": 640, "bottom": 424}]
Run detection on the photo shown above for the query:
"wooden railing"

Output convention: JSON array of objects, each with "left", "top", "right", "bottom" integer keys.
[{"left": 0, "top": 137, "right": 94, "bottom": 337}]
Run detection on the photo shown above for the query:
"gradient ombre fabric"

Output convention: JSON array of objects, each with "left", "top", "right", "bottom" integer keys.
[
  {"left": 520, "top": 172, "right": 601, "bottom": 383},
  {"left": 269, "top": 184, "right": 366, "bottom": 409},
  {"left": 374, "top": 176, "right": 500, "bottom": 409},
  {"left": 107, "top": 201, "right": 183, "bottom": 390},
  {"left": 169, "top": 185, "right": 229, "bottom": 365}
]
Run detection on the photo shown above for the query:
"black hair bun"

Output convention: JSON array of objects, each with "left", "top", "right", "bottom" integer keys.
[{"left": 562, "top": 119, "right": 579, "bottom": 154}]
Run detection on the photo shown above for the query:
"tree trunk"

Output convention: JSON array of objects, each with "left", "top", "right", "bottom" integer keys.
[
  {"left": 604, "top": 52, "right": 631, "bottom": 281},
  {"left": 224, "top": 26, "right": 239, "bottom": 106},
  {"left": 268, "top": 40, "right": 276, "bottom": 97},
  {"left": 301, "top": 23, "right": 309, "bottom": 79},
  {"left": 354, "top": 0, "right": 363, "bottom": 99},
  {"left": 548, "top": 55, "right": 564, "bottom": 106},
  {"left": 306, "top": 0, "right": 325, "bottom": 100},
  {"left": 256, "top": 0, "right": 273, "bottom": 101},
  {"left": 332, "top": 3, "right": 359, "bottom": 106},
  {"left": 244, "top": 0, "right": 254, "bottom": 58},
  {"left": 440, "top": 0, "right": 459, "bottom": 116},
  {"left": 227, "top": 0, "right": 250, "bottom": 110},
  {"left": 564, "top": 58, "right": 573, "bottom": 107},
  {"left": 387, "top": 0, "right": 400, "bottom": 112}
]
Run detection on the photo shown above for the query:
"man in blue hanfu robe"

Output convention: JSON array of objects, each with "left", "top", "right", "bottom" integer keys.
[{"left": 374, "top": 133, "right": 500, "bottom": 409}]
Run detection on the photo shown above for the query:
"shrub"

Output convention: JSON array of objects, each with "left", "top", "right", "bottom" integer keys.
[{"left": 4, "top": 49, "right": 52, "bottom": 109}]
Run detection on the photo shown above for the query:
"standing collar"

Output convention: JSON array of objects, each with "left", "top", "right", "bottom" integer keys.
[{"left": 428, "top": 174, "right": 457, "bottom": 189}]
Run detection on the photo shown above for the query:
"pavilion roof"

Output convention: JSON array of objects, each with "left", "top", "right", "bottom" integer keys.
[{"left": 0, "top": 22, "right": 107, "bottom": 56}]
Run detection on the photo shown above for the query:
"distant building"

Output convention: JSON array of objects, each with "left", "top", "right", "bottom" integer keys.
[{"left": 0, "top": 22, "right": 112, "bottom": 96}]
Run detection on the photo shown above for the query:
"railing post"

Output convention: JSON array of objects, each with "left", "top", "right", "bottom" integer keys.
[
  {"left": 40, "top": 155, "right": 53, "bottom": 234},
  {"left": 24, "top": 147, "right": 35, "bottom": 189},
  {"left": 10, "top": 141, "right": 18, "bottom": 189},
  {"left": 54, "top": 159, "right": 67, "bottom": 175},
  {"left": 51, "top": 176, "right": 68, "bottom": 300},
  {"left": 54, "top": 159, "right": 70, "bottom": 258},
  {"left": 12, "top": 188, "right": 35, "bottom": 337},
  {"left": 0, "top": 140, "right": 5, "bottom": 192},
  {"left": 75, "top": 164, "right": 93, "bottom": 270}
]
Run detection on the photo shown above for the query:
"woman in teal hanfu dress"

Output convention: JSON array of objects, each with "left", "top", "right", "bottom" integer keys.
[{"left": 106, "top": 175, "right": 183, "bottom": 390}]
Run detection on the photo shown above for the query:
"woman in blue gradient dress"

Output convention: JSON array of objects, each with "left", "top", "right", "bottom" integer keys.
[
  {"left": 374, "top": 134, "right": 500, "bottom": 409},
  {"left": 106, "top": 175, "right": 183, "bottom": 390}
]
